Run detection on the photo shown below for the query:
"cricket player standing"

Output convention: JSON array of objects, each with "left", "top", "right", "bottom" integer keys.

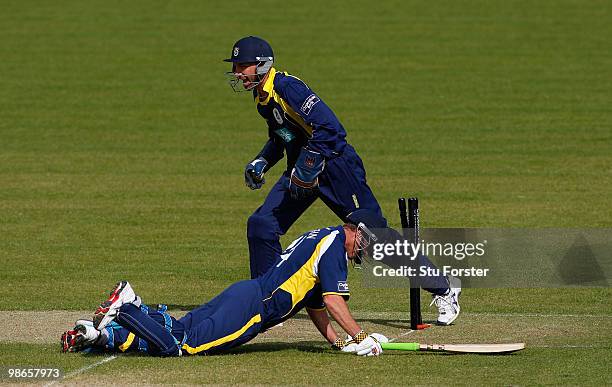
[
  {"left": 224, "top": 36, "right": 382, "bottom": 279},
  {"left": 224, "top": 36, "right": 461, "bottom": 325}
]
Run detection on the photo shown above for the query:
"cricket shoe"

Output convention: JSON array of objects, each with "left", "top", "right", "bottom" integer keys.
[
  {"left": 61, "top": 324, "right": 100, "bottom": 353},
  {"left": 430, "top": 277, "right": 461, "bottom": 325},
  {"left": 75, "top": 319, "right": 94, "bottom": 327},
  {"left": 93, "top": 281, "right": 141, "bottom": 330}
]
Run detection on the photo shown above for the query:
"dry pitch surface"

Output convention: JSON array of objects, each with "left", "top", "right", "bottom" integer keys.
[{"left": 1, "top": 308, "right": 610, "bottom": 385}]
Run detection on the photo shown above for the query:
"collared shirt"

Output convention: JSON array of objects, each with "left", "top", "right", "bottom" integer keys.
[
  {"left": 254, "top": 68, "right": 348, "bottom": 170},
  {"left": 257, "top": 226, "right": 350, "bottom": 328}
]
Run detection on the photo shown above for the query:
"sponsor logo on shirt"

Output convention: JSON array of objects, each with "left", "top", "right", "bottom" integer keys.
[
  {"left": 301, "top": 94, "right": 320, "bottom": 115},
  {"left": 274, "top": 127, "right": 295, "bottom": 143},
  {"left": 337, "top": 281, "right": 349, "bottom": 292}
]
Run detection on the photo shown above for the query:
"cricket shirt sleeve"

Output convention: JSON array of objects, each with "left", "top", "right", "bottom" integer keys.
[
  {"left": 317, "top": 234, "right": 350, "bottom": 299},
  {"left": 275, "top": 76, "right": 347, "bottom": 158},
  {"left": 256, "top": 133, "right": 285, "bottom": 171},
  {"left": 304, "top": 285, "right": 326, "bottom": 310}
]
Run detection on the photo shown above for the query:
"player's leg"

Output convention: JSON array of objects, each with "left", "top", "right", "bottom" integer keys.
[
  {"left": 318, "top": 146, "right": 459, "bottom": 322},
  {"left": 317, "top": 144, "right": 385, "bottom": 221},
  {"left": 318, "top": 147, "right": 443, "bottom": 289},
  {"left": 378, "top": 228, "right": 461, "bottom": 324},
  {"left": 114, "top": 303, "right": 184, "bottom": 356},
  {"left": 375, "top": 226, "right": 451, "bottom": 294},
  {"left": 63, "top": 281, "right": 142, "bottom": 353},
  {"left": 247, "top": 173, "right": 316, "bottom": 278},
  {"left": 92, "top": 304, "right": 184, "bottom": 354},
  {"left": 319, "top": 145, "right": 449, "bottom": 291},
  {"left": 375, "top": 227, "right": 461, "bottom": 324},
  {"left": 90, "top": 281, "right": 184, "bottom": 356},
  {"left": 62, "top": 286, "right": 184, "bottom": 356},
  {"left": 180, "top": 279, "right": 264, "bottom": 355},
  {"left": 62, "top": 318, "right": 155, "bottom": 354},
  {"left": 92, "top": 280, "right": 141, "bottom": 330},
  {"left": 429, "top": 275, "right": 461, "bottom": 325}
]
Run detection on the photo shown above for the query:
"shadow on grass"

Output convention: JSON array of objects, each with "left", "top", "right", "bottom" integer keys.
[
  {"left": 226, "top": 341, "right": 329, "bottom": 355},
  {"left": 162, "top": 304, "right": 412, "bottom": 329},
  {"left": 77, "top": 342, "right": 459, "bottom": 358},
  {"left": 77, "top": 341, "right": 332, "bottom": 357}
]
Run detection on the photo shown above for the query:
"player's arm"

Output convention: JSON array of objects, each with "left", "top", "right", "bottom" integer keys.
[
  {"left": 279, "top": 79, "right": 344, "bottom": 158},
  {"left": 316, "top": 238, "right": 386, "bottom": 356},
  {"left": 324, "top": 294, "right": 386, "bottom": 356},
  {"left": 257, "top": 135, "right": 284, "bottom": 172},
  {"left": 317, "top": 238, "right": 362, "bottom": 340},
  {"left": 322, "top": 294, "right": 361, "bottom": 337},
  {"left": 244, "top": 135, "right": 284, "bottom": 190},
  {"left": 306, "top": 306, "right": 360, "bottom": 353},
  {"left": 306, "top": 307, "right": 338, "bottom": 344}
]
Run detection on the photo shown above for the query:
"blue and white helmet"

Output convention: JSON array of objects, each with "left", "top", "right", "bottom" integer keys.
[
  {"left": 346, "top": 210, "right": 387, "bottom": 264},
  {"left": 224, "top": 36, "right": 274, "bottom": 91}
]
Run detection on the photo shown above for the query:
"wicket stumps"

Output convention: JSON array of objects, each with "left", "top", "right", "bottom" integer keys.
[{"left": 398, "top": 197, "right": 430, "bottom": 330}]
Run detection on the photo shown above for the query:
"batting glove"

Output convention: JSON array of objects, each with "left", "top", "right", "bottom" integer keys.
[
  {"left": 245, "top": 157, "right": 268, "bottom": 190},
  {"left": 331, "top": 337, "right": 358, "bottom": 353},
  {"left": 353, "top": 331, "right": 383, "bottom": 357},
  {"left": 289, "top": 148, "right": 324, "bottom": 200},
  {"left": 370, "top": 333, "right": 389, "bottom": 343}
]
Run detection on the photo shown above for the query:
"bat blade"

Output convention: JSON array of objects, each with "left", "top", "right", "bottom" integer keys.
[
  {"left": 382, "top": 342, "right": 525, "bottom": 354},
  {"left": 424, "top": 343, "right": 525, "bottom": 354}
]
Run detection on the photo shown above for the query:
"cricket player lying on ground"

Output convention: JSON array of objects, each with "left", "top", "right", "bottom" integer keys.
[{"left": 61, "top": 211, "right": 458, "bottom": 356}]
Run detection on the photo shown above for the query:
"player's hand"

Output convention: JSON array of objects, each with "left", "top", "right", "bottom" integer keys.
[
  {"left": 245, "top": 158, "right": 268, "bottom": 190},
  {"left": 370, "top": 333, "right": 389, "bottom": 343},
  {"left": 331, "top": 337, "right": 358, "bottom": 353},
  {"left": 342, "top": 342, "right": 358, "bottom": 353},
  {"left": 289, "top": 148, "right": 324, "bottom": 200},
  {"left": 341, "top": 335, "right": 358, "bottom": 353},
  {"left": 355, "top": 334, "right": 383, "bottom": 357}
]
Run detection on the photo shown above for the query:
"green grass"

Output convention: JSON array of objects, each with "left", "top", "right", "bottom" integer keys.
[
  {"left": 2, "top": 344, "right": 610, "bottom": 385},
  {"left": 0, "top": 0, "right": 611, "bottom": 385}
]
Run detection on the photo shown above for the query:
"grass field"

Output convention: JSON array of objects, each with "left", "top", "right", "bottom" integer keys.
[{"left": 1, "top": 0, "right": 611, "bottom": 385}]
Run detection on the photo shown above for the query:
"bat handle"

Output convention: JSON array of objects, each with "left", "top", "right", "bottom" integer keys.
[{"left": 380, "top": 342, "right": 420, "bottom": 351}]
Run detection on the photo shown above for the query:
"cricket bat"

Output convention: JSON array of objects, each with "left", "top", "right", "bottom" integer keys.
[{"left": 381, "top": 342, "right": 525, "bottom": 354}]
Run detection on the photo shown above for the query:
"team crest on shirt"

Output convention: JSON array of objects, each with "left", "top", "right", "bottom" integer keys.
[
  {"left": 272, "top": 108, "right": 284, "bottom": 124},
  {"left": 233, "top": 47, "right": 239, "bottom": 57},
  {"left": 337, "top": 281, "right": 349, "bottom": 292},
  {"left": 305, "top": 155, "right": 316, "bottom": 168},
  {"left": 301, "top": 94, "right": 320, "bottom": 115}
]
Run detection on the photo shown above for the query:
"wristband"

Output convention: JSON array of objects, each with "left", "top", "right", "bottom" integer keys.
[
  {"left": 331, "top": 337, "right": 346, "bottom": 350},
  {"left": 353, "top": 330, "right": 368, "bottom": 344}
]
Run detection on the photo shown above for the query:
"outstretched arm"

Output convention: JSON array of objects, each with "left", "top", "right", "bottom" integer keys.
[
  {"left": 306, "top": 307, "right": 338, "bottom": 344},
  {"left": 323, "top": 294, "right": 385, "bottom": 356},
  {"left": 322, "top": 294, "right": 361, "bottom": 337}
]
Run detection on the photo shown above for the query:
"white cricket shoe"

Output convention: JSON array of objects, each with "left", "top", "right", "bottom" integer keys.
[
  {"left": 93, "top": 281, "right": 141, "bottom": 330},
  {"left": 75, "top": 319, "right": 94, "bottom": 327},
  {"left": 79, "top": 323, "right": 101, "bottom": 342},
  {"left": 430, "top": 277, "right": 461, "bottom": 325}
]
